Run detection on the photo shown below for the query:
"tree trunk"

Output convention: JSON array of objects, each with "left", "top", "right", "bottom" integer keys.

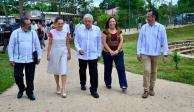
[
  {"left": 2, "top": 0, "right": 8, "bottom": 23},
  {"left": 19, "top": 0, "right": 24, "bottom": 17}
]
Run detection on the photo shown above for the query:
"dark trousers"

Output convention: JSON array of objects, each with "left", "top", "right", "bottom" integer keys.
[
  {"left": 102, "top": 51, "right": 128, "bottom": 88},
  {"left": 78, "top": 59, "right": 98, "bottom": 93},
  {"left": 14, "top": 62, "right": 36, "bottom": 95}
]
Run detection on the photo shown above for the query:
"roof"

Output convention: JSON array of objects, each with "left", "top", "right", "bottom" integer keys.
[{"left": 43, "top": 12, "right": 80, "bottom": 16}]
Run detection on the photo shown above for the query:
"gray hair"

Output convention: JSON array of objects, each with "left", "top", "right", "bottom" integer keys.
[{"left": 83, "top": 14, "right": 93, "bottom": 21}]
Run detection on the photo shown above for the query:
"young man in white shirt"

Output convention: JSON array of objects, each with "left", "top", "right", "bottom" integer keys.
[
  {"left": 137, "top": 9, "right": 169, "bottom": 98},
  {"left": 8, "top": 17, "right": 42, "bottom": 100},
  {"left": 74, "top": 14, "right": 102, "bottom": 98}
]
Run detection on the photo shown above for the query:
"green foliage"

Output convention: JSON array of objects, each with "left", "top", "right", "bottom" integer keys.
[
  {"left": 177, "top": 0, "right": 194, "bottom": 13},
  {"left": 172, "top": 51, "right": 181, "bottom": 70},
  {"left": 117, "top": 9, "right": 128, "bottom": 28},
  {"left": 73, "top": 17, "right": 81, "bottom": 24},
  {"left": 99, "top": 0, "right": 116, "bottom": 9},
  {"left": 97, "top": 13, "right": 111, "bottom": 29}
]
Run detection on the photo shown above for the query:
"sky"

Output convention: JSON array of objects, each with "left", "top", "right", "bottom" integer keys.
[
  {"left": 92, "top": 0, "right": 179, "bottom": 7},
  {"left": 92, "top": 0, "right": 103, "bottom": 7}
]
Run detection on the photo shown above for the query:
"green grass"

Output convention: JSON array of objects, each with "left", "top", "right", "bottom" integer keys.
[
  {"left": 0, "top": 52, "right": 14, "bottom": 94},
  {"left": 123, "top": 25, "right": 194, "bottom": 85}
]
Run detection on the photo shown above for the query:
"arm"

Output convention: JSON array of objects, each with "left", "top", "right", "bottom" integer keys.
[
  {"left": 74, "top": 29, "right": 81, "bottom": 52},
  {"left": 137, "top": 28, "right": 143, "bottom": 61},
  {"left": 161, "top": 27, "right": 169, "bottom": 56},
  {"left": 137, "top": 28, "right": 143, "bottom": 55},
  {"left": 34, "top": 31, "right": 42, "bottom": 60},
  {"left": 66, "top": 32, "right": 71, "bottom": 60},
  {"left": 115, "top": 32, "right": 124, "bottom": 54},
  {"left": 97, "top": 29, "right": 102, "bottom": 57},
  {"left": 47, "top": 32, "right": 52, "bottom": 61},
  {"left": 161, "top": 26, "right": 169, "bottom": 64},
  {"left": 8, "top": 31, "right": 15, "bottom": 66}
]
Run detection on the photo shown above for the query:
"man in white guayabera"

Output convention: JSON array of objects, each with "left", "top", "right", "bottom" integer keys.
[
  {"left": 74, "top": 14, "right": 102, "bottom": 98},
  {"left": 137, "top": 9, "right": 169, "bottom": 99}
]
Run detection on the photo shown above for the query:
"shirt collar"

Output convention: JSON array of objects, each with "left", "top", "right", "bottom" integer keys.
[
  {"left": 18, "top": 27, "right": 32, "bottom": 33},
  {"left": 84, "top": 25, "right": 93, "bottom": 31},
  {"left": 147, "top": 22, "right": 159, "bottom": 27}
]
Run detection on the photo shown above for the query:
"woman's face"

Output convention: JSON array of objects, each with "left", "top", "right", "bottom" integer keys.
[
  {"left": 56, "top": 19, "right": 64, "bottom": 30},
  {"left": 109, "top": 18, "right": 116, "bottom": 29}
]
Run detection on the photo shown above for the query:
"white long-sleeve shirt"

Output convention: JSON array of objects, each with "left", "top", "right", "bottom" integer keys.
[
  {"left": 64, "top": 23, "right": 70, "bottom": 33},
  {"left": 137, "top": 22, "right": 169, "bottom": 56},
  {"left": 74, "top": 25, "right": 102, "bottom": 60},
  {"left": 8, "top": 28, "right": 42, "bottom": 63}
]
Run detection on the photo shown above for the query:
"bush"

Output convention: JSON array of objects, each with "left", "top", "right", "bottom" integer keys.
[
  {"left": 97, "top": 14, "right": 111, "bottom": 29},
  {"left": 172, "top": 51, "right": 181, "bottom": 70}
]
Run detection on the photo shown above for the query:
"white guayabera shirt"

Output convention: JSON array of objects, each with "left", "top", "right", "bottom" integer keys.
[
  {"left": 8, "top": 28, "right": 42, "bottom": 63},
  {"left": 74, "top": 25, "right": 102, "bottom": 60}
]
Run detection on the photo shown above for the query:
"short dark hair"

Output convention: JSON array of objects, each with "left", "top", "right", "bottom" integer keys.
[
  {"left": 54, "top": 16, "right": 64, "bottom": 23},
  {"left": 105, "top": 17, "right": 118, "bottom": 29},
  {"left": 148, "top": 9, "right": 159, "bottom": 21},
  {"left": 20, "top": 17, "right": 29, "bottom": 26}
]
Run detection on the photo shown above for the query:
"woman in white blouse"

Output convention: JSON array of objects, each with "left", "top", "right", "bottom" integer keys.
[{"left": 47, "top": 17, "right": 71, "bottom": 98}]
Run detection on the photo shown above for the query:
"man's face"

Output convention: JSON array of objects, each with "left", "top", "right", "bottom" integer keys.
[
  {"left": 84, "top": 18, "right": 93, "bottom": 29},
  {"left": 32, "top": 21, "right": 35, "bottom": 25},
  {"left": 22, "top": 20, "right": 31, "bottom": 32},
  {"left": 146, "top": 12, "right": 155, "bottom": 25}
]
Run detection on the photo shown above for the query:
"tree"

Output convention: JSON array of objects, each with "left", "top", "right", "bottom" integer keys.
[
  {"left": 177, "top": 0, "right": 194, "bottom": 13},
  {"left": 99, "top": 0, "right": 116, "bottom": 9},
  {"left": 76, "top": 0, "right": 94, "bottom": 15},
  {"left": 19, "top": 0, "right": 24, "bottom": 16},
  {"left": 115, "top": 0, "right": 145, "bottom": 28},
  {"left": 97, "top": 13, "right": 110, "bottom": 29}
]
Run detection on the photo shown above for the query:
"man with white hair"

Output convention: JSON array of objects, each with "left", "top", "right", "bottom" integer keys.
[{"left": 74, "top": 14, "right": 102, "bottom": 98}]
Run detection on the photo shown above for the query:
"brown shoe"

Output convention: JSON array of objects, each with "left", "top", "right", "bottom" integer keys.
[
  {"left": 149, "top": 89, "right": 155, "bottom": 96},
  {"left": 142, "top": 90, "right": 149, "bottom": 98}
]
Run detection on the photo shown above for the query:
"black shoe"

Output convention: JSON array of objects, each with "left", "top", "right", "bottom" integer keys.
[
  {"left": 81, "top": 86, "right": 86, "bottom": 91},
  {"left": 106, "top": 85, "right": 112, "bottom": 89},
  {"left": 17, "top": 91, "right": 24, "bottom": 99},
  {"left": 122, "top": 87, "right": 127, "bottom": 93},
  {"left": 91, "top": 92, "right": 99, "bottom": 98},
  {"left": 27, "top": 94, "right": 36, "bottom": 101}
]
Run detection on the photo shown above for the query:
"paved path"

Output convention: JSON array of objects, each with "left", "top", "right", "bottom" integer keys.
[{"left": 0, "top": 50, "right": 194, "bottom": 112}]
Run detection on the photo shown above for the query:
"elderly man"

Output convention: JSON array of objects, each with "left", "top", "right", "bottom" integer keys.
[
  {"left": 74, "top": 14, "right": 102, "bottom": 98},
  {"left": 8, "top": 17, "right": 42, "bottom": 100},
  {"left": 137, "top": 9, "right": 169, "bottom": 98}
]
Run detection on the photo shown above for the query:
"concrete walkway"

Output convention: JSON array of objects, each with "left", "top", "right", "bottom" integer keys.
[{"left": 0, "top": 50, "right": 194, "bottom": 112}]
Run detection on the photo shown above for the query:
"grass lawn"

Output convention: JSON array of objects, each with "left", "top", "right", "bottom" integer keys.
[
  {"left": 0, "top": 52, "right": 14, "bottom": 94},
  {"left": 123, "top": 25, "right": 194, "bottom": 85}
]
